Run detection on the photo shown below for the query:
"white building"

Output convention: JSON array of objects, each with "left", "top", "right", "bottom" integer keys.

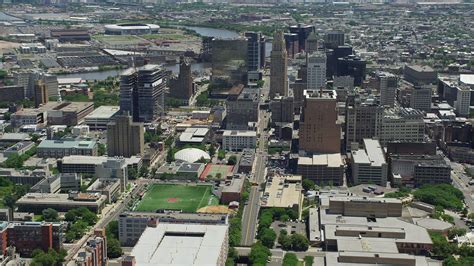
[
  {"left": 306, "top": 52, "right": 327, "bottom": 90},
  {"left": 222, "top": 130, "right": 257, "bottom": 151},
  {"left": 377, "top": 107, "right": 425, "bottom": 146},
  {"left": 350, "top": 139, "right": 388, "bottom": 185},
  {"left": 129, "top": 223, "right": 228, "bottom": 266},
  {"left": 455, "top": 86, "right": 471, "bottom": 117}
]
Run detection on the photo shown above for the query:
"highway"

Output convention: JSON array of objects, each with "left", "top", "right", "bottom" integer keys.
[{"left": 240, "top": 76, "right": 270, "bottom": 246}]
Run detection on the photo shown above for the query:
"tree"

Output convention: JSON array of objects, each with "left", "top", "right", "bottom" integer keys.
[
  {"left": 42, "top": 208, "right": 59, "bottom": 222},
  {"left": 227, "top": 155, "right": 238, "bottom": 165},
  {"left": 218, "top": 150, "right": 225, "bottom": 160},
  {"left": 260, "top": 228, "right": 276, "bottom": 248},
  {"left": 302, "top": 179, "right": 315, "bottom": 191},
  {"left": 430, "top": 232, "right": 454, "bottom": 259},
  {"left": 106, "top": 220, "right": 119, "bottom": 239},
  {"left": 166, "top": 148, "right": 174, "bottom": 163},
  {"left": 290, "top": 234, "right": 309, "bottom": 251},
  {"left": 107, "top": 237, "right": 123, "bottom": 258},
  {"left": 128, "top": 168, "right": 138, "bottom": 180},
  {"left": 208, "top": 145, "right": 216, "bottom": 157},
  {"left": 413, "top": 184, "right": 464, "bottom": 211},
  {"left": 256, "top": 80, "right": 265, "bottom": 88},
  {"left": 98, "top": 143, "right": 106, "bottom": 156},
  {"left": 448, "top": 227, "right": 467, "bottom": 240},
  {"left": 278, "top": 230, "right": 292, "bottom": 250},
  {"left": 282, "top": 253, "right": 298, "bottom": 266},
  {"left": 229, "top": 217, "right": 241, "bottom": 247},
  {"left": 249, "top": 242, "right": 271, "bottom": 265}
]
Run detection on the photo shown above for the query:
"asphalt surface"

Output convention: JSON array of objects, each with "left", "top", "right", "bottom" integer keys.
[{"left": 240, "top": 77, "right": 269, "bottom": 246}]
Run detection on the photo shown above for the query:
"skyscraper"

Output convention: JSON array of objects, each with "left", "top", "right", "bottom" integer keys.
[
  {"left": 169, "top": 56, "right": 194, "bottom": 102},
  {"left": 324, "top": 31, "right": 345, "bottom": 49},
  {"left": 289, "top": 24, "right": 315, "bottom": 53},
  {"left": 307, "top": 52, "right": 327, "bottom": 90},
  {"left": 107, "top": 114, "right": 144, "bottom": 157},
  {"left": 299, "top": 89, "right": 341, "bottom": 154},
  {"left": 245, "top": 32, "right": 262, "bottom": 72},
  {"left": 306, "top": 31, "right": 318, "bottom": 54},
  {"left": 377, "top": 71, "right": 398, "bottom": 107},
  {"left": 119, "top": 65, "right": 168, "bottom": 122},
  {"left": 270, "top": 31, "right": 288, "bottom": 99}
]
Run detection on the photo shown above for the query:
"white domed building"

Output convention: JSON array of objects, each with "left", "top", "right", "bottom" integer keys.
[{"left": 174, "top": 148, "right": 210, "bottom": 163}]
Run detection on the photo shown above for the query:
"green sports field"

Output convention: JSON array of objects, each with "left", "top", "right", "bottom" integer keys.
[{"left": 135, "top": 184, "right": 218, "bottom": 212}]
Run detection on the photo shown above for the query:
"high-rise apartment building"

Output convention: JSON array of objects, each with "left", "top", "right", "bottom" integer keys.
[
  {"left": 107, "top": 114, "right": 144, "bottom": 157},
  {"left": 76, "top": 229, "right": 108, "bottom": 266},
  {"left": 345, "top": 95, "right": 384, "bottom": 151},
  {"left": 270, "top": 31, "right": 288, "bottom": 98},
  {"left": 169, "top": 57, "right": 194, "bottom": 102},
  {"left": 377, "top": 71, "right": 398, "bottom": 107},
  {"left": 119, "top": 65, "right": 168, "bottom": 122},
  {"left": 307, "top": 52, "right": 327, "bottom": 90},
  {"left": 34, "top": 80, "right": 48, "bottom": 108},
  {"left": 299, "top": 89, "right": 341, "bottom": 154},
  {"left": 455, "top": 86, "right": 471, "bottom": 117}
]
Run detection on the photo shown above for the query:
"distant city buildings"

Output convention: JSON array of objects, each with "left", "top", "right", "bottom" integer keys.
[
  {"left": 377, "top": 71, "right": 398, "bottom": 107},
  {"left": 306, "top": 52, "right": 327, "bottom": 90}
]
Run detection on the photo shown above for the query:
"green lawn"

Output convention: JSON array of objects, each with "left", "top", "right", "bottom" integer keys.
[{"left": 135, "top": 184, "right": 218, "bottom": 212}]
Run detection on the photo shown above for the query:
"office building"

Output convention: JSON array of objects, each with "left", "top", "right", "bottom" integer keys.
[
  {"left": 107, "top": 114, "right": 144, "bottom": 157},
  {"left": 119, "top": 65, "right": 168, "bottom": 122},
  {"left": 47, "top": 101, "right": 94, "bottom": 126},
  {"left": 377, "top": 108, "right": 425, "bottom": 146},
  {"left": 34, "top": 80, "right": 48, "bottom": 108},
  {"left": 221, "top": 176, "right": 245, "bottom": 204},
  {"left": 284, "top": 33, "right": 299, "bottom": 58},
  {"left": 84, "top": 106, "right": 120, "bottom": 130},
  {"left": 0, "top": 86, "right": 25, "bottom": 103},
  {"left": 169, "top": 56, "right": 194, "bottom": 103},
  {"left": 307, "top": 52, "right": 327, "bottom": 90},
  {"left": 410, "top": 86, "right": 432, "bottom": 112},
  {"left": 350, "top": 139, "right": 388, "bottom": 186},
  {"left": 270, "top": 31, "right": 288, "bottom": 98},
  {"left": 345, "top": 95, "right": 383, "bottom": 150},
  {"left": 37, "top": 139, "right": 97, "bottom": 158},
  {"left": 404, "top": 65, "right": 437, "bottom": 85},
  {"left": 336, "top": 55, "right": 366, "bottom": 86},
  {"left": 42, "top": 74, "right": 59, "bottom": 98},
  {"left": 126, "top": 223, "right": 228, "bottom": 266},
  {"left": 324, "top": 31, "right": 345, "bottom": 49},
  {"left": 289, "top": 24, "right": 315, "bottom": 52},
  {"left": 390, "top": 154, "right": 451, "bottom": 187},
  {"left": 222, "top": 130, "right": 257, "bottom": 151},
  {"left": 297, "top": 154, "right": 344, "bottom": 186},
  {"left": 299, "top": 89, "right": 340, "bottom": 154},
  {"left": 14, "top": 71, "right": 39, "bottom": 99},
  {"left": 16, "top": 192, "right": 107, "bottom": 214},
  {"left": 210, "top": 38, "right": 247, "bottom": 87},
  {"left": 226, "top": 88, "right": 259, "bottom": 130},
  {"left": 0, "top": 222, "right": 64, "bottom": 257},
  {"left": 455, "top": 86, "right": 471, "bottom": 117},
  {"left": 245, "top": 32, "right": 263, "bottom": 72},
  {"left": 76, "top": 229, "right": 108, "bottom": 266},
  {"left": 377, "top": 71, "right": 398, "bottom": 107},
  {"left": 317, "top": 196, "right": 433, "bottom": 257},
  {"left": 270, "top": 95, "right": 294, "bottom": 124}
]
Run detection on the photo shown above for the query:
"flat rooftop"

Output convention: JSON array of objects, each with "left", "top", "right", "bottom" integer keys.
[
  {"left": 60, "top": 155, "right": 141, "bottom": 165},
  {"left": 130, "top": 223, "right": 228, "bottom": 266},
  {"left": 17, "top": 193, "right": 106, "bottom": 205},
  {"left": 38, "top": 139, "right": 96, "bottom": 149},
  {"left": 298, "top": 153, "right": 343, "bottom": 167},
  {"left": 84, "top": 105, "right": 120, "bottom": 120},
  {"left": 263, "top": 175, "right": 303, "bottom": 209},
  {"left": 352, "top": 139, "right": 386, "bottom": 166},
  {"left": 222, "top": 130, "right": 256, "bottom": 137}
]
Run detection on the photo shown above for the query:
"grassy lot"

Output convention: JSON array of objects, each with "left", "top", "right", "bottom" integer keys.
[{"left": 135, "top": 184, "right": 218, "bottom": 212}]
